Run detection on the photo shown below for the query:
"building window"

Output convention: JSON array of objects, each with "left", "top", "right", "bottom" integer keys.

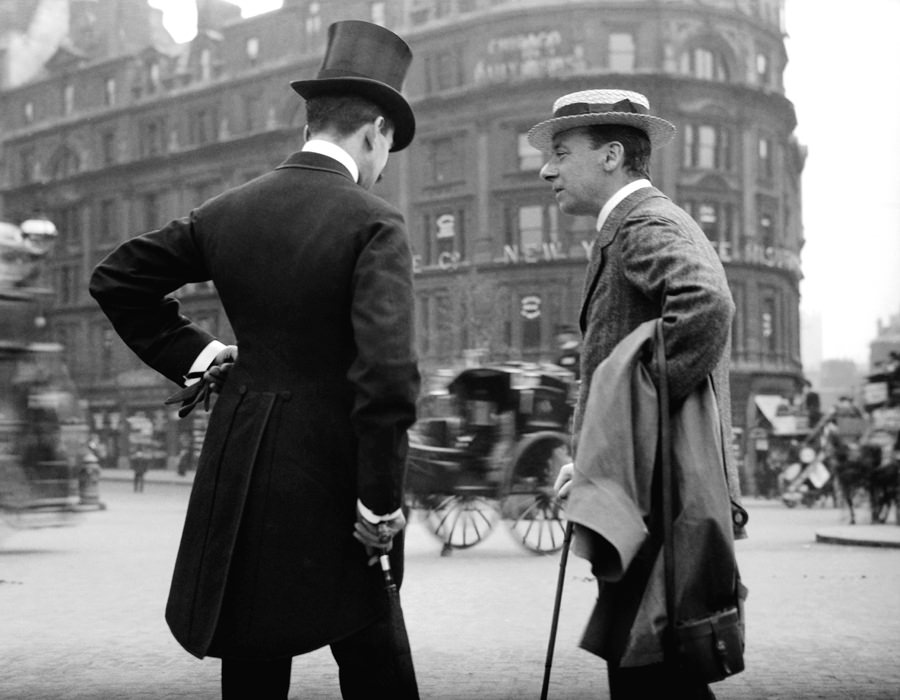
[
  {"left": 507, "top": 203, "right": 559, "bottom": 253},
  {"left": 683, "top": 124, "right": 732, "bottom": 170},
  {"left": 517, "top": 133, "right": 543, "bottom": 171},
  {"left": 519, "top": 206, "right": 543, "bottom": 251},
  {"left": 306, "top": 2, "right": 322, "bottom": 37},
  {"left": 147, "top": 60, "right": 161, "bottom": 94},
  {"left": 53, "top": 204, "right": 82, "bottom": 253},
  {"left": 426, "top": 136, "right": 464, "bottom": 185},
  {"left": 761, "top": 296, "right": 776, "bottom": 354},
  {"left": 104, "top": 77, "right": 116, "bottom": 106},
  {"left": 200, "top": 48, "right": 212, "bottom": 81},
  {"left": 435, "top": 0, "right": 453, "bottom": 17},
  {"left": 683, "top": 200, "right": 737, "bottom": 244},
  {"left": 19, "top": 149, "right": 35, "bottom": 184},
  {"left": 758, "top": 136, "right": 773, "bottom": 180},
  {"left": 241, "top": 93, "right": 262, "bottom": 133},
  {"left": 425, "top": 48, "right": 464, "bottom": 93},
  {"left": 63, "top": 83, "right": 75, "bottom": 115},
  {"left": 371, "top": 1, "right": 386, "bottom": 24},
  {"left": 24, "top": 100, "right": 34, "bottom": 124},
  {"left": 99, "top": 199, "right": 117, "bottom": 243},
  {"left": 756, "top": 50, "right": 770, "bottom": 86},
  {"left": 759, "top": 212, "right": 775, "bottom": 248},
  {"left": 58, "top": 264, "right": 80, "bottom": 305},
  {"left": 49, "top": 145, "right": 80, "bottom": 180},
  {"left": 608, "top": 32, "right": 635, "bottom": 72},
  {"left": 143, "top": 192, "right": 160, "bottom": 229},
  {"left": 188, "top": 106, "right": 218, "bottom": 146},
  {"left": 246, "top": 37, "right": 259, "bottom": 65},
  {"left": 139, "top": 117, "right": 167, "bottom": 157},
  {"left": 101, "top": 130, "right": 117, "bottom": 166},
  {"left": 95, "top": 324, "right": 115, "bottom": 378},
  {"left": 680, "top": 46, "right": 729, "bottom": 81}
]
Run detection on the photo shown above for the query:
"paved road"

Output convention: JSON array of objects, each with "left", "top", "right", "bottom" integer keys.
[{"left": 1, "top": 482, "right": 898, "bottom": 699}]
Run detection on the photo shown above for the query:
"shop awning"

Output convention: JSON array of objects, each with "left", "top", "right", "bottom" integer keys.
[{"left": 755, "top": 395, "right": 807, "bottom": 435}]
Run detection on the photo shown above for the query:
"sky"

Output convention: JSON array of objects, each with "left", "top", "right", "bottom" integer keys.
[{"left": 150, "top": 0, "right": 900, "bottom": 366}]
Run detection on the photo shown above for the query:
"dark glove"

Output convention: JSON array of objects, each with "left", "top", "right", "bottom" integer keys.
[
  {"left": 164, "top": 345, "right": 237, "bottom": 418},
  {"left": 165, "top": 372, "right": 211, "bottom": 418}
]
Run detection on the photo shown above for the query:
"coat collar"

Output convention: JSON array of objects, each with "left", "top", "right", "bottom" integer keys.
[
  {"left": 579, "top": 186, "right": 667, "bottom": 331},
  {"left": 275, "top": 151, "right": 356, "bottom": 182}
]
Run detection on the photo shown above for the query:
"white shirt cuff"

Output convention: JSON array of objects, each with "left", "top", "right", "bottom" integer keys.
[
  {"left": 357, "top": 499, "right": 402, "bottom": 524},
  {"left": 184, "top": 340, "right": 226, "bottom": 386}
]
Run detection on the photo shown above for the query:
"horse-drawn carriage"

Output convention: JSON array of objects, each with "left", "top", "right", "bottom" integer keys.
[{"left": 406, "top": 363, "right": 574, "bottom": 554}]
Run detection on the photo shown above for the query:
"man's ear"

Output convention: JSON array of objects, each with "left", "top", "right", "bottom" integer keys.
[
  {"left": 601, "top": 141, "right": 624, "bottom": 172},
  {"left": 362, "top": 121, "right": 378, "bottom": 151},
  {"left": 363, "top": 116, "right": 386, "bottom": 151}
]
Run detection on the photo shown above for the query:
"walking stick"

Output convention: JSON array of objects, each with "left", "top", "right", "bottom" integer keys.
[{"left": 540, "top": 520, "right": 574, "bottom": 700}]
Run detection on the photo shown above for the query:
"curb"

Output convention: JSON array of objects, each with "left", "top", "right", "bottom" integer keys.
[{"left": 815, "top": 527, "right": 900, "bottom": 549}]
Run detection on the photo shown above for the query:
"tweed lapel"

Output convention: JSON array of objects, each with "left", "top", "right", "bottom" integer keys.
[
  {"left": 275, "top": 151, "right": 355, "bottom": 182},
  {"left": 579, "top": 186, "right": 666, "bottom": 331}
]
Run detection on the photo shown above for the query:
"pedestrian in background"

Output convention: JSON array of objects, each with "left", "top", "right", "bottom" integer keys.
[
  {"left": 131, "top": 450, "right": 147, "bottom": 492},
  {"left": 90, "top": 20, "right": 420, "bottom": 699},
  {"left": 531, "top": 89, "right": 743, "bottom": 699}
]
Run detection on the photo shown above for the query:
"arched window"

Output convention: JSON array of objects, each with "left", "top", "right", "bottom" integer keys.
[
  {"left": 679, "top": 45, "right": 729, "bottom": 81},
  {"left": 48, "top": 144, "right": 81, "bottom": 180}
]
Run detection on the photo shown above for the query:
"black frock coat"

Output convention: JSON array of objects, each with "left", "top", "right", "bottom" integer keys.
[{"left": 89, "top": 151, "right": 420, "bottom": 659}]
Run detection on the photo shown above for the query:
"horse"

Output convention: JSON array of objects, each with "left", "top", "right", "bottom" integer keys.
[{"left": 825, "top": 430, "right": 899, "bottom": 524}]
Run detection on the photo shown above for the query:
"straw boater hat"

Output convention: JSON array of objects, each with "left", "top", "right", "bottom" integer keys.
[
  {"left": 291, "top": 20, "right": 415, "bottom": 152},
  {"left": 527, "top": 89, "right": 675, "bottom": 152}
]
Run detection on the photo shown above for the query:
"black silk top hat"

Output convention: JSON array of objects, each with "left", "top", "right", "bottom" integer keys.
[{"left": 291, "top": 20, "right": 415, "bottom": 152}]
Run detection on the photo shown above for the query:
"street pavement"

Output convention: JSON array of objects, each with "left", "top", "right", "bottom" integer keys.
[{"left": 1, "top": 479, "right": 899, "bottom": 699}]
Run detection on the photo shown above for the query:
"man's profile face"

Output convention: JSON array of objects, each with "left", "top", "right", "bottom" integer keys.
[{"left": 539, "top": 128, "right": 607, "bottom": 217}]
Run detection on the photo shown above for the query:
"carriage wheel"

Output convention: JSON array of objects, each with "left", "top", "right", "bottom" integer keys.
[
  {"left": 501, "top": 432, "right": 570, "bottom": 554},
  {"left": 425, "top": 493, "right": 498, "bottom": 549},
  {"left": 506, "top": 491, "right": 567, "bottom": 554}
]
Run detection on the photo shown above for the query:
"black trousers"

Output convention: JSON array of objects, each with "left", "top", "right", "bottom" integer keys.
[
  {"left": 220, "top": 615, "right": 403, "bottom": 700},
  {"left": 607, "top": 661, "right": 715, "bottom": 699}
]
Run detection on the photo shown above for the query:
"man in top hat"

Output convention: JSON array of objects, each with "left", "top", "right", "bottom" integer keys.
[
  {"left": 531, "top": 90, "right": 743, "bottom": 698},
  {"left": 90, "top": 20, "right": 420, "bottom": 699}
]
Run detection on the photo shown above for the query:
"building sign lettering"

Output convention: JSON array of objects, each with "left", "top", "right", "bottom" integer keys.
[
  {"left": 413, "top": 236, "right": 800, "bottom": 276},
  {"left": 474, "top": 30, "right": 586, "bottom": 85}
]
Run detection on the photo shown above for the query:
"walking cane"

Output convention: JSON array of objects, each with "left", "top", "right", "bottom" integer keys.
[{"left": 540, "top": 520, "right": 574, "bottom": 700}]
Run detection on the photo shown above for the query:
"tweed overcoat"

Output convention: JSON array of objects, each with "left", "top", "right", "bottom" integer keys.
[
  {"left": 89, "top": 151, "right": 420, "bottom": 659},
  {"left": 574, "top": 185, "right": 742, "bottom": 512}
]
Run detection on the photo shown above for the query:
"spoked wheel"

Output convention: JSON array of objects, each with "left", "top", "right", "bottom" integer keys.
[
  {"left": 501, "top": 431, "right": 570, "bottom": 554},
  {"left": 505, "top": 490, "right": 567, "bottom": 554},
  {"left": 425, "top": 492, "right": 499, "bottom": 550}
]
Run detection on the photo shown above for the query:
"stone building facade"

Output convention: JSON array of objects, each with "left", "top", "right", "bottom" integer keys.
[{"left": 0, "top": 0, "right": 806, "bottom": 486}]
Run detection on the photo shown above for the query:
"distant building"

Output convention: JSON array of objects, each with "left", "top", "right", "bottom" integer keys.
[
  {"left": 0, "top": 0, "right": 806, "bottom": 484},
  {"left": 816, "top": 358, "right": 864, "bottom": 412},
  {"left": 870, "top": 310, "right": 900, "bottom": 373}
]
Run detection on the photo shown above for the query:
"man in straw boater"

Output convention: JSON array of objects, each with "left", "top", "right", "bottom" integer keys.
[
  {"left": 90, "top": 20, "right": 420, "bottom": 699},
  {"left": 531, "top": 90, "right": 746, "bottom": 698}
]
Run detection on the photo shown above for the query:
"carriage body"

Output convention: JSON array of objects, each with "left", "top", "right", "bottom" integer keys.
[{"left": 407, "top": 363, "right": 574, "bottom": 553}]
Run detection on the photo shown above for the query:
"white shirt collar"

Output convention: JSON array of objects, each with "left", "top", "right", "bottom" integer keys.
[
  {"left": 596, "top": 178, "right": 652, "bottom": 232},
  {"left": 301, "top": 139, "right": 359, "bottom": 183}
]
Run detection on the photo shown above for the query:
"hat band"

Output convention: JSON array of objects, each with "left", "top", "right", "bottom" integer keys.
[{"left": 554, "top": 98, "right": 648, "bottom": 119}]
